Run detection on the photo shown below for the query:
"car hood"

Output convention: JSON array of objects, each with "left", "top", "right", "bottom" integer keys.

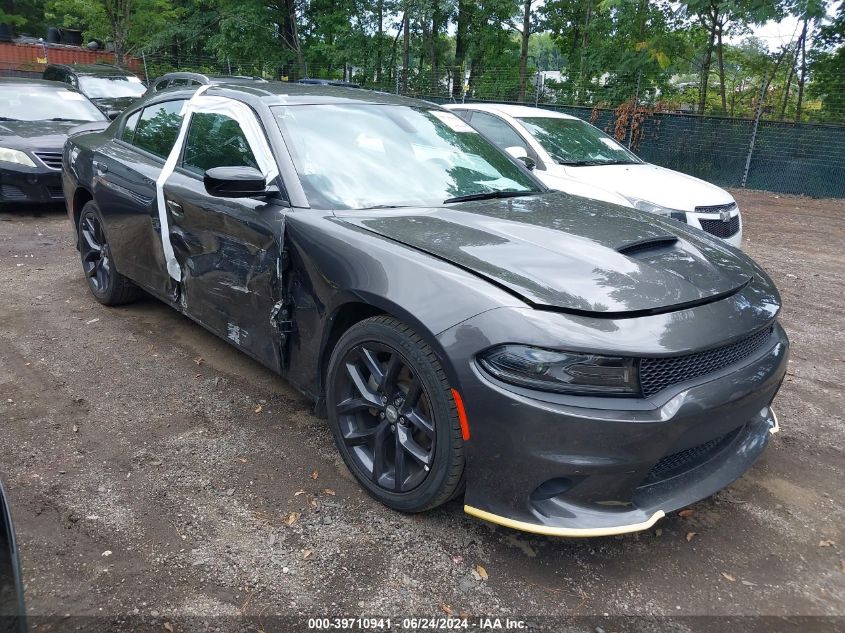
[
  {"left": 534, "top": 171, "right": 634, "bottom": 207},
  {"left": 556, "top": 163, "right": 734, "bottom": 212},
  {"left": 0, "top": 119, "right": 83, "bottom": 151},
  {"left": 335, "top": 193, "right": 756, "bottom": 315}
]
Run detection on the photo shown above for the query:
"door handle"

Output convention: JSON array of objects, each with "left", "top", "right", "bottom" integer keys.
[
  {"left": 166, "top": 199, "right": 183, "bottom": 217},
  {"left": 93, "top": 160, "right": 108, "bottom": 175}
]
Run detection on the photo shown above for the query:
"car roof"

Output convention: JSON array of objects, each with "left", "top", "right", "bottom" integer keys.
[
  {"left": 0, "top": 77, "right": 80, "bottom": 90},
  {"left": 294, "top": 78, "right": 360, "bottom": 87},
  {"left": 152, "top": 72, "right": 267, "bottom": 84},
  {"left": 139, "top": 81, "right": 433, "bottom": 109},
  {"left": 444, "top": 102, "right": 579, "bottom": 120},
  {"left": 45, "top": 63, "right": 137, "bottom": 77}
]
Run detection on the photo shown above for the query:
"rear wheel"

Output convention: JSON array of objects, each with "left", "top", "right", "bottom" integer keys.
[
  {"left": 326, "top": 316, "right": 465, "bottom": 512},
  {"left": 78, "top": 201, "right": 140, "bottom": 306}
]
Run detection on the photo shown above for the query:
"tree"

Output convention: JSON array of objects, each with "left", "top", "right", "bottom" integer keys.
[
  {"left": 46, "top": 0, "right": 176, "bottom": 64},
  {"left": 808, "top": 1, "right": 845, "bottom": 121},
  {"left": 682, "top": 1, "right": 786, "bottom": 114}
]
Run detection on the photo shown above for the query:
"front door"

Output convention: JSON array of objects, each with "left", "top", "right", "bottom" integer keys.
[{"left": 162, "top": 104, "right": 288, "bottom": 372}]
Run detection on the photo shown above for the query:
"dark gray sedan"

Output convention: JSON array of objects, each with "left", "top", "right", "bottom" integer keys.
[{"left": 62, "top": 84, "right": 788, "bottom": 537}]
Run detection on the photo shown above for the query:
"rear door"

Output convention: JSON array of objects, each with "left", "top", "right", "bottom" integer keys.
[
  {"left": 162, "top": 102, "right": 288, "bottom": 371},
  {"left": 93, "top": 99, "right": 187, "bottom": 298}
]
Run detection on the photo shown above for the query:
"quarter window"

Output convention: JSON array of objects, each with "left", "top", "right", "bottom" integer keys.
[
  {"left": 132, "top": 100, "right": 186, "bottom": 158},
  {"left": 181, "top": 112, "right": 259, "bottom": 175}
]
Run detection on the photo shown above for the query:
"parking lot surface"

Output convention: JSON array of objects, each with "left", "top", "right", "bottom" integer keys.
[{"left": 0, "top": 190, "right": 843, "bottom": 630}]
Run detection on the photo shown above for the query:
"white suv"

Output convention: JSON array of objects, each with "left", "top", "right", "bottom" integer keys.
[{"left": 444, "top": 103, "right": 743, "bottom": 248}]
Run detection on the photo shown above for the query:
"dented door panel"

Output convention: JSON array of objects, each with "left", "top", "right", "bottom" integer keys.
[{"left": 163, "top": 168, "right": 287, "bottom": 372}]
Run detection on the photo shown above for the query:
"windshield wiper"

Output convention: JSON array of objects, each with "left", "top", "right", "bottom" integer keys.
[
  {"left": 46, "top": 117, "right": 82, "bottom": 122},
  {"left": 357, "top": 204, "right": 413, "bottom": 210},
  {"left": 555, "top": 158, "right": 639, "bottom": 166},
  {"left": 0, "top": 116, "right": 19, "bottom": 121},
  {"left": 443, "top": 190, "right": 539, "bottom": 204}
]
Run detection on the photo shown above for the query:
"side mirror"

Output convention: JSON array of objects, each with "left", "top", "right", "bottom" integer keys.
[
  {"left": 0, "top": 479, "right": 26, "bottom": 632},
  {"left": 106, "top": 109, "right": 120, "bottom": 120},
  {"left": 504, "top": 146, "right": 535, "bottom": 170},
  {"left": 204, "top": 166, "right": 267, "bottom": 198}
]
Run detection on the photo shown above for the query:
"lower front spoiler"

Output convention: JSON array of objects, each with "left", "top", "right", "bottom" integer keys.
[
  {"left": 464, "top": 408, "right": 779, "bottom": 538},
  {"left": 465, "top": 505, "right": 666, "bottom": 538}
]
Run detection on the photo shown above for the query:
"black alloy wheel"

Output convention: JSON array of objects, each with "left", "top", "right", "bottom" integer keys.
[
  {"left": 335, "top": 341, "right": 435, "bottom": 492},
  {"left": 79, "top": 209, "right": 112, "bottom": 293},
  {"left": 327, "top": 316, "right": 465, "bottom": 512},
  {"left": 77, "top": 201, "right": 140, "bottom": 306}
]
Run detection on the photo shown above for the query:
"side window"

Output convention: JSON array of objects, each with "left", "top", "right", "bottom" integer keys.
[
  {"left": 121, "top": 110, "right": 141, "bottom": 143},
  {"left": 452, "top": 109, "right": 472, "bottom": 122},
  {"left": 132, "top": 100, "right": 186, "bottom": 158},
  {"left": 169, "top": 78, "right": 191, "bottom": 87},
  {"left": 181, "top": 112, "right": 259, "bottom": 175},
  {"left": 66, "top": 74, "right": 78, "bottom": 89},
  {"left": 154, "top": 79, "right": 170, "bottom": 92},
  {"left": 470, "top": 112, "right": 528, "bottom": 152}
]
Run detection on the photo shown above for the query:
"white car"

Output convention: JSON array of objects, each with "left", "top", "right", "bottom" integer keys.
[{"left": 443, "top": 103, "right": 743, "bottom": 248}]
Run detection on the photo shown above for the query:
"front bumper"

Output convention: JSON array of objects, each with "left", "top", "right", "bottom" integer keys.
[
  {"left": 442, "top": 318, "right": 788, "bottom": 537},
  {"left": 0, "top": 163, "right": 64, "bottom": 205}
]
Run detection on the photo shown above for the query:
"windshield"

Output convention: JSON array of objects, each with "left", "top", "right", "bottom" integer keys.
[
  {"left": 517, "top": 117, "right": 642, "bottom": 166},
  {"left": 78, "top": 75, "right": 145, "bottom": 99},
  {"left": 272, "top": 104, "right": 540, "bottom": 209},
  {"left": 0, "top": 86, "right": 105, "bottom": 122}
]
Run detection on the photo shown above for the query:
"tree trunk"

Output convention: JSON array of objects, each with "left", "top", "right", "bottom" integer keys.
[
  {"left": 517, "top": 0, "right": 532, "bottom": 101},
  {"left": 452, "top": 0, "right": 470, "bottom": 99},
  {"left": 779, "top": 44, "right": 798, "bottom": 119},
  {"left": 401, "top": 7, "right": 410, "bottom": 94},
  {"left": 716, "top": 21, "right": 727, "bottom": 113},
  {"left": 376, "top": 1, "right": 383, "bottom": 82},
  {"left": 577, "top": 1, "right": 593, "bottom": 105},
  {"left": 698, "top": 7, "right": 717, "bottom": 115},
  {"left": 430, "top": 4, "right": 443, "bottom": 95},
  {"left": 795, "top": 17, "right": 809, "bottom": 122},
  {"left": 279, "top": 0, "right": 303, "bottom": 73}
]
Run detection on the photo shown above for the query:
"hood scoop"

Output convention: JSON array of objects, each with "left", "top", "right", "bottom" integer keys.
[{"left": 617, "top": 235, "right": 679, "bottom": 257}]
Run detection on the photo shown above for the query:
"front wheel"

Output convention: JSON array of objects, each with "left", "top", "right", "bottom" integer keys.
[
  {"left": 78, "top": 201, "right": 140, "bottom": 306},
  {"left": 326, "top": 316, "right": 465, "bottom": 512}
]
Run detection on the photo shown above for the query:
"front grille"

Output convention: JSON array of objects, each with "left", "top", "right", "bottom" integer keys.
[
  {"left": 699, "top": 214, "right": 740, "bottom": 238},
  {"left": 47, "top": 185, "right": 64, "bottom": 198},
  {"left": 33, "top": 151, "right": 63, "bottom": 170},
  {"left": 639, "top": 326, "right": 774, "bottom": 397},
  {"left": 1, "top": 184, "right": 26, "bottom": 200},
  {"left": 695, "top": 203, "right": 737, "bottom": 214},
  {"left": 642, "top": 426, "right": 742, "bottom": 484}
]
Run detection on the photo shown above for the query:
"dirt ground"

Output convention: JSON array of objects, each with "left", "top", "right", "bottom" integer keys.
[{"left": 0, "top": 189, "right": 843, "bottom": 632}]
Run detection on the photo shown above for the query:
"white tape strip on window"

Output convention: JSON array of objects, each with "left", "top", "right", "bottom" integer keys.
[{"left": 156, "top": 85, "right": 280, "bottom": 282}]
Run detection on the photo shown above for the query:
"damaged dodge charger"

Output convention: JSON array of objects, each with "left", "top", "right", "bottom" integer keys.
[{"left": 62, "top": 84, "right": 789, "bottom": 537}]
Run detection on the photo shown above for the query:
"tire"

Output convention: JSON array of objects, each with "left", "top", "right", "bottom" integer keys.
[
  {"left": 77, "top": 201, "right": 141, "bottom": 306},
  {"left": 326, "top": 315, "right": 465, "bottom": 512}
]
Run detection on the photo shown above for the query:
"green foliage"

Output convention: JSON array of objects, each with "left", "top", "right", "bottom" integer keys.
[{"left": 2, "top": 0, "right": 842, "bottom": 121}]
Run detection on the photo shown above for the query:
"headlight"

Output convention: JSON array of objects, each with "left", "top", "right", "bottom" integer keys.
[
  {"left": 0, "top": 147, "right": 36, "bottom": 168},
  {"left": 478, "top": 345, "right": 639, "bottom": 396},
  {"left": 627, "top": 197, "right": 686, "bottom": 222}
]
